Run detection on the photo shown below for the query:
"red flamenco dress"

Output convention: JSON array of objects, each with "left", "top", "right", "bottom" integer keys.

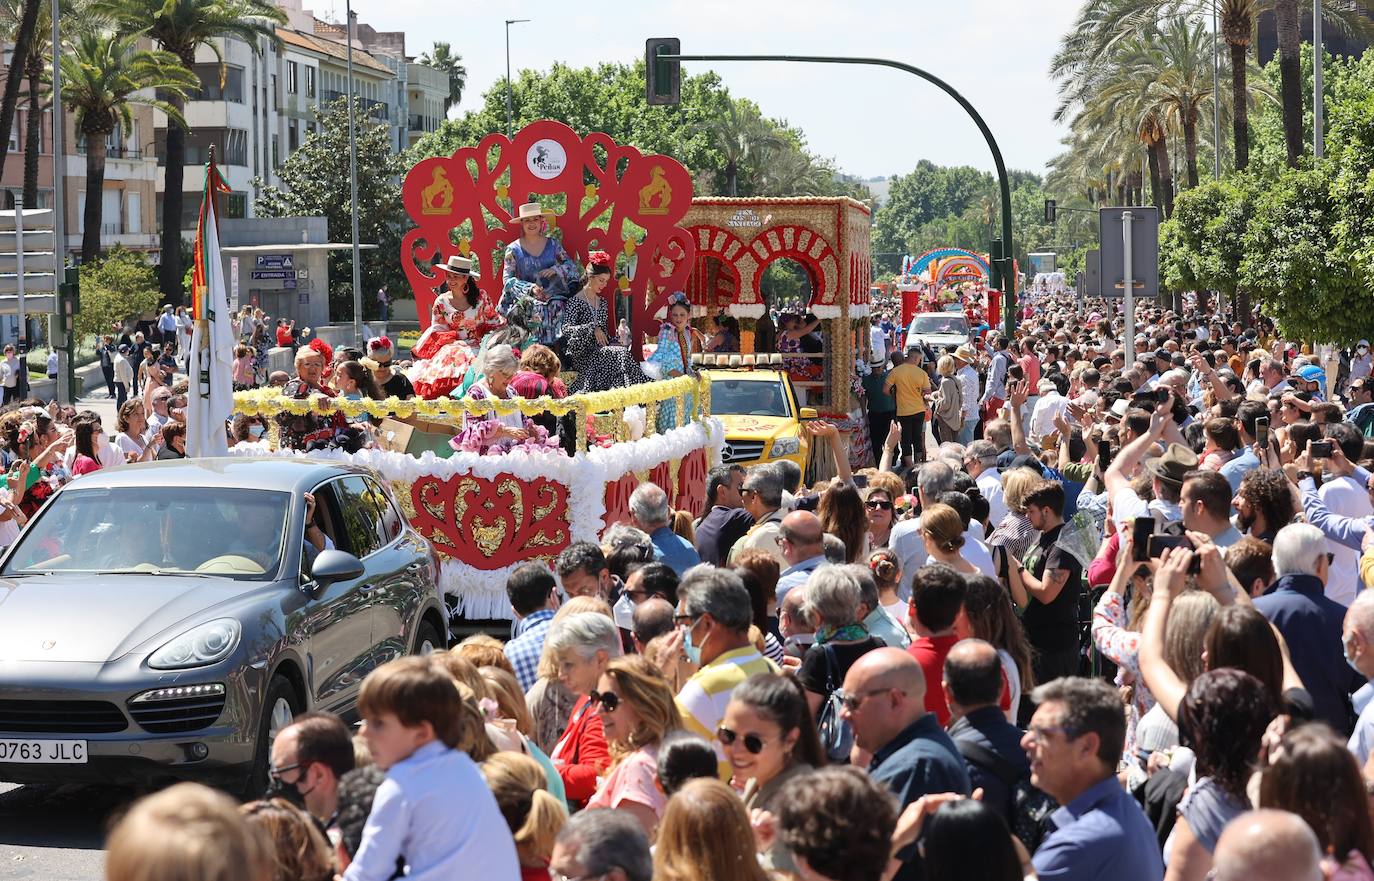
[{"left": 408, "top": 292, "right": 503, "bottom": 400}]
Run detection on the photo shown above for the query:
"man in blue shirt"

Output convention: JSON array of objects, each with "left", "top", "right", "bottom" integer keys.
[
  {"left": 774, "top": 510, "right": 828, "bottom": 606},
  {"left": 1219, "top": 401, "right": 1267, "bottom": 494},
  {"left": 629, "top": 482, "right": 700, "bottom": 576},
  {"left": 842, "top": 648, "right": 969, "bottom": 881},
  {"left": 502, "top": 563, "right": 559, "bottom": 691},
  {"left": 1023, "top": 676, "right": 1163, "bottom": 881}
]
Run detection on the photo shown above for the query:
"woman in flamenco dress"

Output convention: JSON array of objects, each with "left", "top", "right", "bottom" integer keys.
[
  {"left": 408, "top": 254, "right": 504, "bottom": 400},
  {"left": 499, "top": 202, "right": 583, "bottom": 349},
  {"left": 644, "top": 292, "right": 703, "bottom": 430}
]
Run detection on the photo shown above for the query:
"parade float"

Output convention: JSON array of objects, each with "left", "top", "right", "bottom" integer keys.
[
  {"left": 895, "top": 247, "right": 1004, "bottom": 330},
  {"left": 232, "top": 120, "right": 725, "bottom": 619}
]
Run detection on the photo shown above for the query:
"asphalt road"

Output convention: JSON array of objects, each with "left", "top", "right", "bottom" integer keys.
[{"left": 0, "top": 782, "right": 135, "bottom": 880}]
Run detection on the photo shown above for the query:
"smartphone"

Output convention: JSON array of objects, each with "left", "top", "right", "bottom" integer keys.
[
  {"left": 1256, "top": 416, "right": 1270, "bottom": 452},
  {"left": 1311, "top": 440, "right": 1334, "bottom": 459},
  {"left": 1097, "top": 440, "right": 1112, "bottom": 472},
  {"left": 1157, "top": 387, "right": 1172, "bottom": 404},
  {"left": 852, "top": 474, "right": 869, "bottom": 489},
  {"left": 1148, "top": 534, "right": 1193, "bottom": 557},
  {"left": 1132, "top": 517, "right": 1154, "bottom": 562}
]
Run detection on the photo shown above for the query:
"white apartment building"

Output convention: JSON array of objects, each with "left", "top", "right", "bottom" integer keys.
[{"left": 406, "top": 62, "right": 447, "bottom": 147}]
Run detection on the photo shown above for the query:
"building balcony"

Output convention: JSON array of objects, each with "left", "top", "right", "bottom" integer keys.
[{"left": 75, "top": 143, "right": 143, "bottom": 160}]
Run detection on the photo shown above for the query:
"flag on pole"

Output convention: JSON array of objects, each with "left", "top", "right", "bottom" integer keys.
[{"left": 186, "top": 149, "right": 234, "bottom": 459}]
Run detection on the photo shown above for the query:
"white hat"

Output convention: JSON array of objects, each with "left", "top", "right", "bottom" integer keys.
[
  {"left": 433, "top": 254, "right": 481, "bottom": 278},
  {"left": 513, "top": 202, "right": 556, "bottom": 222}
]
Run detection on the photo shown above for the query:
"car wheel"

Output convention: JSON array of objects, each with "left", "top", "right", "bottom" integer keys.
[
  {"left": 413, "top": 618, "right": 444, "bottom": 656},
  {"left": 245, "top": 674, "right": 300, "bottom": 798}
]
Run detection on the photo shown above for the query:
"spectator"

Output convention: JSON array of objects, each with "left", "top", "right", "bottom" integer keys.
[
  {"left": 105, "top": 782, "right": 273, "bottom": 881},
  {"left": 779, "top": 587, "right": 816, "bottom": 659},
  {"left": 1235, "top": 468, "right": 1297, "bottom": 544},
  {"left": 527, "top": 598, "right": 613, "bottom": 754},
  {"left": 919, "top": 503, "right": 980, "bottom": 575},
  {"left": 776, "top": 766, "right": 898, "bottom": 881},
  {"left": 672, "top": 565, "right": 777, "bottom": 768},
  {"left": 865, "top": 486, "right": 899, "bottom": 551},
  {"left": 960, "top": 574, "right": 1034, "bottom": 722},
  {"left": 797, "top": 566, "right": 885, "bottom": 716},
  {"left": 942, "top": 639, "right": 1030, "bottom": 826},
  {"left": 1182, "top": 470, "right": 1244, "bottom": 548},
  {"left": 869, "top": 548, "right": 909, "bottom": 630},
  {"left": 1006, "top": 480, "right": 1083, "bottom": 684},
  {"left": 907, "top": 564, "right": 968, "bottom": 726},
  {"left": 504, "top": 563, "right": 560, "bottom": 691},
  {"left": 630, "top": 482, "right": 701, "bottom": 575},
  {"left": 586, "top": 655, "right": 682, "bottom": 834},
  {"left": 818, "top": 478, "right": 868, "bottom": 564},
  {"left": 1255, "top": 523, "right": 1362, "bottom": 731},
  {"left": 346, "top": 657, "right": 518, "bottom": 880},
  {"left": 1212, "top": 809, "right": 1325, "bottom": 881},
  {"left": 844, "top": 561, "right": 910, "bottom": 650},
  {"left": 481, "top": 752, "right": 567, "bottom": 881},
  {"left": 962, "top": 440, "right": 1008, "bottom": 528},
  {"left": 544, "top": 612, "right": 620, "bottom": 807},
  {"left": 1347, "top": 591, "right": 1374, "bottom": 765},
  {"left": 728, "top": 463, "right": 787, "bottom": 565},
  {"left": 653, "top": 778, "right": 770, "bottom": 881},
  {"left": 239, "top": 798, "right": 335, "bottom": 881},
  {"left": 656, "top": 731, "right": 721, "bottom": 796},
  {"left": 890, "top": 460, "right": 959, "bottom": 597},
  {"left": 550, "top": 809, "right": 652, "bottom": 881},
  {"left": 721, "top": 672, "right": 824, "bottom": 872},
  {"left": 733, "top": 553, "right": 786, "bottom": 664},
  {"left": 840, "top": 648, "right": 969, "bottom": 881},
  {"left": 556, "top": 541, "right": 616, "bottom": 602},
  {"left": 269, "top": 711, "right": 355, "bottom": 826},
  {"left": 774, "top": 510, "right": 828, "bottom": 605},
  {"left": 694, "top": 465, "right": 754, "bottom": 566},
  {"left": 1022, "top": 677, "right": 1164, "bottom": 881},
  {"left": 624, "top": 560, "right": 680, "bottom": 607},
  {"left": 921, "top": 799, "right": 1029, "bottom": 881},
  {"left": 1259, "top": 724, "right": 1374, "bottom": 873},
  {"left": 885, "top": 347, "right": 933, "bottom": 468},
  {"left": 478, "top": 666, "right": 567, "bottom": 806},
  {"left": 156, "top": 420, "right": 186, "bottom": 460},
  {"left": 331, "top": 766, "right": 388, "bottom": 874},
  {"left": 631, "top": 596, "right": 676, "bottom": 653}
]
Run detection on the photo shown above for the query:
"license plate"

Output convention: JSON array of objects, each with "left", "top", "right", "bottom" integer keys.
[{"left": 0, "top": 739, "right": 87, "bottom": 763}]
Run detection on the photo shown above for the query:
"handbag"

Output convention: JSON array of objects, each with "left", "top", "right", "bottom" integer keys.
[{"left": 816, "top": 645, "right": 855, "bottom": 764}]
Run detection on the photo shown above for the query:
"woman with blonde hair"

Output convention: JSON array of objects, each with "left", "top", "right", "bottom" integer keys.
[
  {"left": 931, "top": 354, "right": 964, "bottom": 444},
  {"left": 482, "top": 751, "right": 568, "bottom": 881},
  {"left": 987, "top": 467, "right": 1043, "bottom": 566},
  {"left": 586, "top": 654, "right": 684, "bottom": 834},
  {"left": 920, "top": 502, "right": 979, "bottom": 575},
  {"left": 671, "top": 509, "right": 696, "bottom": 544},
  {"left": 428, "top": 654, "right": 498, "bottom": 762},
  {"left": 239, "top": 798, "right": 335, "bottom": 881},
  {"left": 454, "top": 634, "right": 516, "bottom": 677},
  {"left": 106, "top": 782, "right": 274, "bottom": 881},
  {"left": 653, "top": 777, "right": 771, "bottom": 881}
]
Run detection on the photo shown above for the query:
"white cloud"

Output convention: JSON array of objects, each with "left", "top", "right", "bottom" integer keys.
[{"left": 342, "top": 0, "right": 1081, "bottom": 178}]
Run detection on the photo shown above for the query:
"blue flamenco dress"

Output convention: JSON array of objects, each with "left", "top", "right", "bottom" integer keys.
[
  {"left": 499, "top": 237, "right": 583, "bottom": 347},
  {"left": 646, "top": 324, "right": 698, "bottom": 430}
]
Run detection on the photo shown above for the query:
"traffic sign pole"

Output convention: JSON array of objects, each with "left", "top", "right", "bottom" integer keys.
[{"left": 1123, "top": 210, "right": 1134, "bottom": 369}]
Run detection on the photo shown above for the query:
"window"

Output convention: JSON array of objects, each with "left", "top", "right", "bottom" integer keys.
[
  {"left": 102, "top": 189, "right": 122, "bottom": 235},
  {"left": 190, "top": 64, "right": 244, "bottom": 103},
  {"left": 335, "top": 477, "right": 382, "bottom": 558},
  {"left": 286, "top": 61, "right": 297, "bottom": 94},
  {"left": 366, "top": 479, "right": 404, "bottom": 543},
  {"left": 127, "top": 192, "right": 141, "bottom": 234},
  {"left": 272, "top": 134, "right": 278, "bottom": 169},
  {"left": 287, "top": 122, "right": 298, "bottom": 153},
  {"left": 305, "top": 66, "right": 316, "bottom": 97},
  {"left": 224, "top": 192, "right": 247, "bottom": 219}
]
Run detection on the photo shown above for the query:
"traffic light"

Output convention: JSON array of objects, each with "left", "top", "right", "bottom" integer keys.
[
  {"left": 1044, "top": 198, "right": 1057, "bottom": 224},
  {"left": 645, "top": 38, "right": 681, "bottom": 106},
  {"left": 58, "top": 266, "right": 78, "bottom": 319}
]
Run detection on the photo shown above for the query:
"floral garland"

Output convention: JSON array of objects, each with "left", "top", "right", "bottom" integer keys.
[{"left": 231, "top": 418, "right": 726, "bottom": 619}]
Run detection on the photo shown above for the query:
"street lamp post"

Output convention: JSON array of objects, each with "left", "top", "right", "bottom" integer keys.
[
  {"left": 504, "top": 19, "right": 530, "bottom": 137},
  {"left": 345, "top": 2, "right": 362, "bottom": 345},
  {"left": 1213, "top": 0, "right": 1221, "bottom": 178}
]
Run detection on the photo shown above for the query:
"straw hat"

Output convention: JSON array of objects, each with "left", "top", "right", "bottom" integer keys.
[
  {"left": 513, "top": 202, "right": 556, "bottom": 222},
  {"left": 433, "top": 254, "right": 480, "bottom": 278}
]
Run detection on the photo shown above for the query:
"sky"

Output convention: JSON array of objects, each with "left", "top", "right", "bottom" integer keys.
[{"left": 326, "top": 0, "right": 1083, "bottom": 180}]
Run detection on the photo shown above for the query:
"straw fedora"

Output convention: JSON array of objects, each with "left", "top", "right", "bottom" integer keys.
[
  {"left": 953, "top": 345, "right": 976, "bottom": 363},
  {"left": 1144, "top": 443, "right": 1199, "bottom": 487},
  {"left": 433, "top": 254, "right": 480, "bottom": 278},
  {"left": 513, "top": 201, "right": 556, "bottom": 222}
]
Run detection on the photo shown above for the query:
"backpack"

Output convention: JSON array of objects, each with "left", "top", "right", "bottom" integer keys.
[
  {"left": 816, "top": 645, "right": 855, "bottom": 764},
  {"left": 955, "top": 738, "right": 1058, "bottom": 854}
]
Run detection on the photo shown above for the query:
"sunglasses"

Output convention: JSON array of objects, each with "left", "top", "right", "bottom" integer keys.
[
  {"left": 866, "top": 499, "right": 893, "bottom": 511},
  {"left": 589, "top": 690, "right": 621, "bottom": 713},
  {"left": 717, "top": 726, "right": 767, "bottom": 754}
]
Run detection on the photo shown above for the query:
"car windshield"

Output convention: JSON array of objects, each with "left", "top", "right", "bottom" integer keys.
[
  {"left": 2, "top": 486, "right": 292, "bottom": 581},
  {"left": 910, "top": 315, "right": 969, "bottom": 335},
  {"left": 709, "top": 378, "right": 792, "bottom": 417}
]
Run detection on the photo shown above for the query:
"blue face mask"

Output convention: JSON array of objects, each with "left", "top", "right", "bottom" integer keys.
[
  {"left": 681, "top": 618, "right": 703, "bottom": 665},
  {"left": 249, "top": 424, "right": 266, "bottom": 438}
]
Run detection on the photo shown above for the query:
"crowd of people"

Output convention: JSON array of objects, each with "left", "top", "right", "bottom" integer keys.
[{"left": 94, "top": 283, "right": 1374, "bottom": 881}]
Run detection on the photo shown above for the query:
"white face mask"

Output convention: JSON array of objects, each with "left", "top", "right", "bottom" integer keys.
[{"left": 612, "top": 593, "right": 635, "bottom": 631}]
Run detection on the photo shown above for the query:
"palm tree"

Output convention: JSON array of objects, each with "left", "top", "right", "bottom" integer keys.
[
  {"left": 694, "top": 100, "right": 785, "bottom": 196},
  {"left": 1271, "top": 0, "right": 1374, "bottom": 167},
  {"left": 0, "top": 0, "right": 41, "bottom": 181},
  {"left": 756, "top": 145, "right": 829, "bottom": 196},
  {"left": 60, "top": 30, "right": 196, "bottom": 261},
  {"left": 419, "top": 41, "right": 465, "bottom": 113},
  {"left": 92, "top": 0, "right": 285, "bottom": 305}
]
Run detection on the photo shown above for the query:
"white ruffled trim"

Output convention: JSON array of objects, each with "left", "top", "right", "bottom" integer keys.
[
  {"left": 849, "top": 302, "right": 871, "bottom": 318},
  {"left": 231, "top": 419, "right": 725, "bottom": 619},
  {"left": 810, "top": 305, "right": 844, "bottom": 319},
  {"left": 727, "top": 303, "right": 767, "bottom": 318}
]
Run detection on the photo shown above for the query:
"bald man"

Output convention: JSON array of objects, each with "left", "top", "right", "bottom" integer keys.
[
  {"left": 840, "top": 648, "right": 969, "bottom": 881},
  {"left": 774, "top": 510, "right": 827, "bottom": 606},
  {"left": 943, "top": 639, "right": 1030, "bottom": 826},
  {"left": 1345, "top": 591, "right": 1374, "bottom": 764},
  {"left": 1212, "top": 810, "right": 1324, "bottom": 881}
]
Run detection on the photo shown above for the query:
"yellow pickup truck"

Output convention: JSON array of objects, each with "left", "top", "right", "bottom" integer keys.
[{"left": 696, "top": 354, "right": 816, "bottom": 476}]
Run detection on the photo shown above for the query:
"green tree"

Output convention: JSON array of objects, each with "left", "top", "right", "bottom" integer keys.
[
  {"left": 695, "top": 99, "right": 785, "bottom": 197},
  {"left": 0, "top": 0, "right": 41, "bottom": 181},
  {"left": 419, "top": 41, "right": 466, "bottom": 113},
  {"left": 254, "top": 97, "right": 406, "bottom": 322},
  {"left": 75, "top": 245, "right": 161, "bottom": 342},
  {"left": 61, "top": 29, "right": 196, "bottom": 262},
  {"left": 1160, "top": 175, "right": 1257, "bottom": 314},
  {"left": 94, "top": 0, "right": 285, "bottom": 305}
]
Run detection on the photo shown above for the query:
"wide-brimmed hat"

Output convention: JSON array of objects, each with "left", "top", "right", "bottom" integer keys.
[
  {"left": 433, "top": 254, "right": 480, "bottom": 278},
  {"left": 512, "top": 201, "right": 556, "bottom": 223},
  {"left": 953, "top": 345, "right": 976, "bottom": 363},
  {"left": 1144, "top": 442, "right": 1199, "bottom": 486}
]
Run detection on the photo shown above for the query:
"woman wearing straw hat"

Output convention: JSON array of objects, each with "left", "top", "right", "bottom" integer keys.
[
  {"left": 499, "top": 202, "right": 583, "bottom": 348},
  {"left": 409, "top": 254, "right": 503, "bottom": 399}
]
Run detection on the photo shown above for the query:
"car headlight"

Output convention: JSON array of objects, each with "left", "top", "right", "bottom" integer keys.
[
  {"left": 770, "top": 436, "right": 801, "bottom": 458},
  {"left": 148, "top": 618, "right": 241, "bottom": 670}
]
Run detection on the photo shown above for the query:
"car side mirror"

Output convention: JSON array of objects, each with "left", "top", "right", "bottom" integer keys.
[
  {"left": 310, "top": 549, "right": 364, "bottom": 588},
  {"left": 799, "top": 407, "right": 818, "bottom": 420}
]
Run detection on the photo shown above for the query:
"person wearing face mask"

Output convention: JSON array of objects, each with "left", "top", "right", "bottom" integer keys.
[
  {"left": 667, "top": 566, "right": 778, "bottom": 774},
  {"left": 268, "top": 711, "right": 356, "bottom": 828},
  {"left": 719, "top": 672, "right": 825, "bottom": 874}
]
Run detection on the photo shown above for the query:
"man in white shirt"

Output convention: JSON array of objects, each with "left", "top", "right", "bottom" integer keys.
[
  {"left": 869, "top": 321, "right": 887, "bottom": 366},
  {"left": 1028, "top": 379, "right": 1069, "bottom": 448},
  {"left": 953, "top": 346, "right": 979, "bottom": 445},
  {"left": 45, "top": 348, "right": 56, "bottom": 380},
  {"left": 1344, "top": 591, "right": 1374, "bottom": 765},
  {"left": 0, "top": 344, "right": 17, "bottom": 404},
  {"left": 156, "top": 304, "right": 177, "bottom": 344},
  {"left": 964, "top": 439, "right": 1008, "bottom": 527},
  {"left": 112, "top": 345, "right": 134, "bottom": 409},
  {"left": 1317, "top": 425, "right": 1370, "bottom": 605}
]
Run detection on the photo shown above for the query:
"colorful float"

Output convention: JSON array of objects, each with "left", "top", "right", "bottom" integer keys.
[{"left": 896, "top": 247, "right": 1005, "bottom": 331}]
